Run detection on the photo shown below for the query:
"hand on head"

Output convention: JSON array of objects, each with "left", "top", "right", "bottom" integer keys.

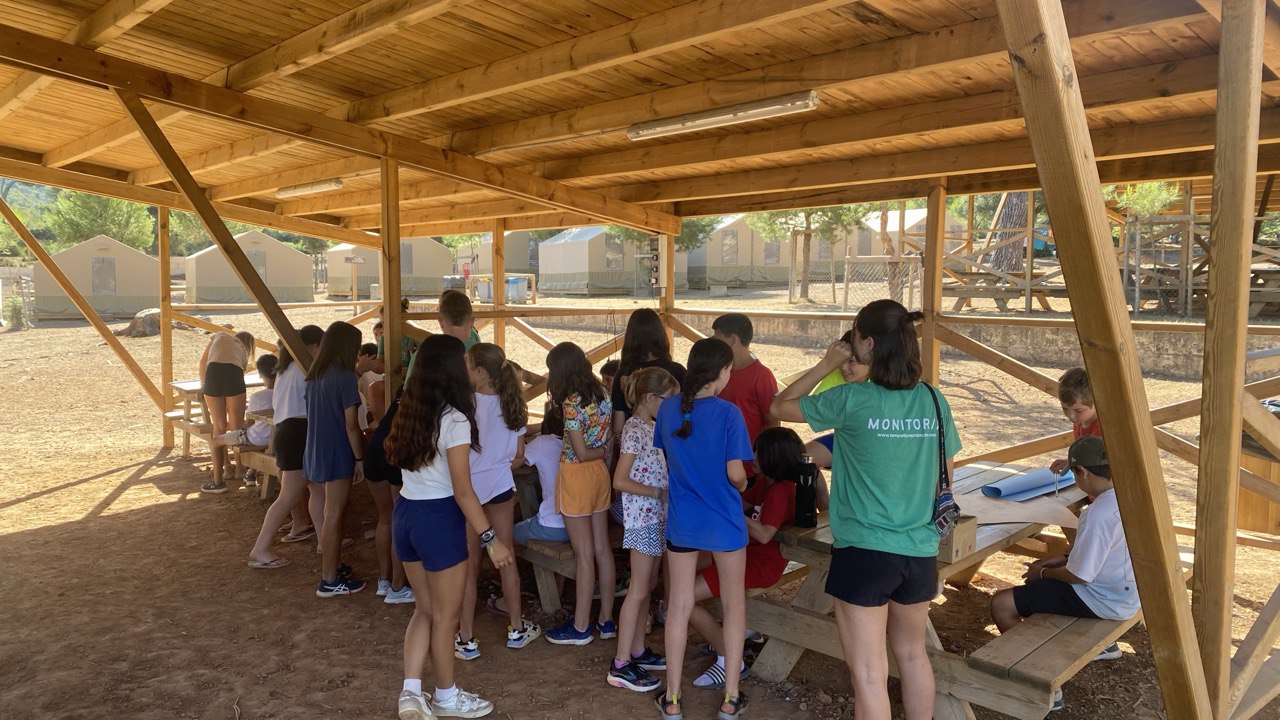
[{"left": 820, "top": 339, "right": 853, "bottom": 370}]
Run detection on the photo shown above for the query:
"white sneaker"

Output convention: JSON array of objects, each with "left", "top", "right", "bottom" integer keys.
[
  {"left": 385, "top": 585, "right": 416, "bottom": 605},
  {"left": 1092, "top": 642, "right": 1122, "bottom": 661},
  {"left": 432, "top": 688, "right": 493, "bottom": 718},
  {"left": 398, "top": 691, "right": 436, "bottom": 720},
  {"left": 506, "top": 619, "right": 542, "bottom": 649},
  {"left": 377, "top": 579, "right": 392, "bottom": 597},
  {"left": 454, "top": 634, "right": 480, "bottom": 661}
]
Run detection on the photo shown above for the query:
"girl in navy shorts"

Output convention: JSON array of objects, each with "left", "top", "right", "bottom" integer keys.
[{"left": 385, "top": 334, "right": 513, "bottom": 720}]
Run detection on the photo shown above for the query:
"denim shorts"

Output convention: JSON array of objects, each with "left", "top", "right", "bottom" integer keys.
[{"left": 513, "top": 516, "right": 569, "bottom": 545}]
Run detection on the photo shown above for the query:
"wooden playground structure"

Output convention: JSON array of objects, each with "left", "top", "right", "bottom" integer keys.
[{"left": 1, "top": 0, "right": 1280, "bottom": 718}]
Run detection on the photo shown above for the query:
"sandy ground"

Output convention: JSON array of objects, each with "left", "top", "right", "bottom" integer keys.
[{"left": 1, "top": 291, "right": 1278, "bottom": 720}]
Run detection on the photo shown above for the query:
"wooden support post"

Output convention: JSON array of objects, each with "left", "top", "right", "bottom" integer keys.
[
  {"left": 922, "top": 180, "right": 947, "bottom": 385},
  {"left": 492, "top": 218, "right": 506, "bottom": 348},
  {"left": 381, "top": 157, "right": 403, "bottom": 404},
  {"left": 115, "top": 90, "right": 313, "bottom": 371},
  {"left": 0, "top": 197, "right": 163, "bottom": 408},
  {"left": 661, "top": 231, "right": 676, "bottom": 345},
  {"left": 1229, "top": 582, "right": 1280, "bottom": 714},
  {"left": 1025, "top": 194, "right": 1036, "bottom": 313},
  {"left": 1196, "top": 2, "right": 1266, "bottom": 715},
  {"left": 994, "top": 2, "right": 1213, "bottom": 718},
  {"left": 158, "top": 207, "right": 174, "bottom": 447},
  {"left": 350, "top": 247, "right": 358, "bottom": 315}
]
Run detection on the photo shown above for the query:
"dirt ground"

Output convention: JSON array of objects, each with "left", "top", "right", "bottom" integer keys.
[{"left": 2, "top": 291, "right": 1278, "bottom": 720}]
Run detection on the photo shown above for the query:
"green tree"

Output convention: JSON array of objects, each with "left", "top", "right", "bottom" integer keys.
[
  {"left": 605, "top": 216, "right": 721, "bottom": 253},
  {"left": 529, "top": 229, "right": 563, "bottom": 242},
  {"left": 1103, "top": 181, "right": 1183, "bottom": 217},
  {"left": 746, "top": 206, "right": 866, "bottom": 301},
  {"left": 169, "top": 211, "right": 260, "bottom": 256},
  {"left": 44, "top": 190, "right": 154, "bottom": 251},
  {"left": 439, "top": 233, "right": 485, "bottom": 250}
]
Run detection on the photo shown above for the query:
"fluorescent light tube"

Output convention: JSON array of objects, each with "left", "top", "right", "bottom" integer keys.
[
  {"left": 275, "top": 178, "right": 344, "bottom": 199},
  {"left": 626, "top": 91, "right": 820, "bottom": 141}
]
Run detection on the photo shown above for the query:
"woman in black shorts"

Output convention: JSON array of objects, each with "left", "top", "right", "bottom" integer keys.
[
  {"left": 246, "top": 326, "right": 324, "bottom": 569},
  {"left": 199, "top": 330, "right": 254, "bottom": 494},
  {"left": 772, "top": 299, "right": 962, "bottom": 720}
]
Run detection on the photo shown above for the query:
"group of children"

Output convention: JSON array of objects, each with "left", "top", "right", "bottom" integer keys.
[{"left": 205, "top": 287, "right": 1139, "bottom": 720}]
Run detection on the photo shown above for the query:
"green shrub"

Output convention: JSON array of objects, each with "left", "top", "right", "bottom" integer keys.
[{"left": 3, "top": 295, "right": 25, "bottom": 329}]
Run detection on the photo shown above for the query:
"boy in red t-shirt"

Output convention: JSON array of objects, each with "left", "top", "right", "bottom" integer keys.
[
  {"left": 712, "top": 313, "right": 779, "bottom": 444},
  {"left": 1050, "top": 367, "right": 1102, "bottom": 475}
]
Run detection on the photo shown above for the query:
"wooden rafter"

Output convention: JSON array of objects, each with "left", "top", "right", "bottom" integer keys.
[
  {"left": 0, "top": 196, "right": 163, "bottom": 408},
  {"left": 0, "top": 24, "right": 680, "bottom": 235},
  {"left": 0, "top": 154, "right": 377, "bottom": 246},
  {"left": 1194, "top": 1, "right": 1266, "bottom": 714},
  {"left": 0, "top": 0, "right": 174, "bottom": 123},
  {"left": 995, "top": 1, "right": 1212, "bottom": 717},
  {"left": 1229, "top": 582, "right": 1280, "bottom": 715},
  {"left": 41, "top": 0, "right": 470, "bottom": 168},
  {"left": 1193, "top": 0, "right": 1280, "bottom": 77},
  {"left": 401, "top": 212, "right": 601, "bottom": 237},
  {"left": 116, "top": 89, "right": 314, "bottom": 369}
]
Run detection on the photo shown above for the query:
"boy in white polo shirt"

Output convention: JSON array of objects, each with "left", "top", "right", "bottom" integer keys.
[{"left": 990, "top": 435, "right": 1137, "bottom": 710}]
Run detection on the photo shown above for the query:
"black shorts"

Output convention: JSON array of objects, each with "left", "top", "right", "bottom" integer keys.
[
  {"left": 667, "top": 540, "right": 700, "bottom": 554},
  {"left": 1012, "top": 579, "right": 1099, "bottom": 620},
  {"left": 202, "top": 362, "right": 246, "bottom": 398},
  {"left": 485, "top": 488, "right": 515, "bottom": 506},
  {"left": 364, "top": 400, "right": 402, "bottom": 486},
  {"left": 826, "top": 545, "right": 938, "bottom": 607},
  {"left": 274, "top": 417, "right": 307, "bottom": 472}
]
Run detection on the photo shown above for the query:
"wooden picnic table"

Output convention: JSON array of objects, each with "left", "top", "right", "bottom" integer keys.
[
  {"left": 749, "top": 461, "right": 1086, "bottom": 720},
  {"left": 167, "top": 373, "right": 264, "bottom": 455}
]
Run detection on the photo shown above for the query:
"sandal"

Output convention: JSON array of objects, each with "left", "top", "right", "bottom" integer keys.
[
  {"left": 201, "top": 481, "right": 228, "bottom": 494},
  {"left": 247, "top": 557, "right": 290, "bottom": 569},
  {"left": 485, "top": 595, "right": 508, "bottom": 616},
  {"left": 653, "top": 687, "right": 682, "bottom": 720},
  {"left": 717, "top": 692, "right": 749, "bottom": 720},
  {"left": 281, "top": 529, "right": 316, "bottom": 543}
]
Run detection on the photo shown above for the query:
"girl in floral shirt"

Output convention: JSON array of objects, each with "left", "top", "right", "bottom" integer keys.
[
  {"left": 544, "top": 342, "right": 619, "bottom": 646},
  {"left": 607, "top": 367, "right": 679, "bottom": 692}
]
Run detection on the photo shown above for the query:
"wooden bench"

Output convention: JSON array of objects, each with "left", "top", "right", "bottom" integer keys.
[
  {"left": 515, "top": 524, "right": 624, "bottom": 614},
  {"left": 239, "top": 448, "right": 279, "bottom": 500}
]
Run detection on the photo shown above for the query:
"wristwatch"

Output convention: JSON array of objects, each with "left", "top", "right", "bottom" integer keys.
[{"left": 480, "top": 527, "right": 496, "bottom": 547}]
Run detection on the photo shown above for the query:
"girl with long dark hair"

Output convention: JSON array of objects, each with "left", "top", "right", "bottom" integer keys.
[
  {"left": 653, "top": 338, "right": 754, "bottom": 720},
  {"left": 772, "top": 299, "right": 962, "bottom": 720},
  {"left": 610, "top": 308, "right": 686, "bottom": 433},
  {"left": 387, "top": 334, "right": 512, "bottom": 719}
]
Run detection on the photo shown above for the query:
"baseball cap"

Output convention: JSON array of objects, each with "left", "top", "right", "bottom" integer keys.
[{"left": 1068, "top": 435, "right": 1108, "bottom": 468}]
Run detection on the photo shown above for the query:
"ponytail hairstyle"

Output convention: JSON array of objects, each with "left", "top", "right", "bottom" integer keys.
[
  {"left": 306, "top": 321, "right": 362, "bottom": 380},
  {"left": 755, "top": 427, "right": 805, "bottom": 483},
  {"left": 674, "top": 337, "right": 734, "bottom": 439},
  {"left": 467, "top": 342, "right": 527, "bottom": 431},
  {"left": 623, "top": 366, "right": 678, "bottom": 413},
  {"left": 853, "top": 299, "right": 925, "bottom": 391},
  {"left": 277, "top": 324, "right": 324, "bottom": 374},
  {"left": 547, "top": 342, "right": 605, "bottom": 409},
  {"left": 386, "top": 334, "right": 479, "bottom": 470},
  {"left": 619, "top": 308, "right": 671, "bottom": 373}
]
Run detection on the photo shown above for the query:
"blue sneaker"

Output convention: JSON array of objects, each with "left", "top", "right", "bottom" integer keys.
[
  {"left": 316, "top": 577, "right": 365, "bottom": 597},
  {"left": 596, "top": 620, "right": 618, "bottom": 640},
  {"left": 454, "top": 634, "right": 480, "bottom": 661},
  {"left": 633, "top": 647, "right": 667, "bottom": 671},
  {"left": 546, "top": 621, "right": 594, "bottom": 646}
]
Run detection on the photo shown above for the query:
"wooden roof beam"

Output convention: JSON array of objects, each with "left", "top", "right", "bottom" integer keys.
[
  {"left": 0, "top": 153, "right": 378, "bottom": 247},
  {"left": 1193, "top": 0, "right": 1280, "bottom": 77},
  {"left": 345, "top": 197, "right": 561, "bottom": 229},
  {"left": 135, "top": 0, "right": 1208, "bottom": 192},
  {"left": 400, "top": 211, "right": 599, "bottom": 237},
  {"left": 0, "top": 0, "right": 174, "bottom": 123},
  {"left": 42, "top": 0, "right": 470, "bottom": 168},
  {"left": 0, "top": 23, "right": 681, "bottom": 235}
]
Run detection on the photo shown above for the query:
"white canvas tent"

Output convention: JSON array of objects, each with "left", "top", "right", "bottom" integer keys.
[
  {"left": 857, "top": 208, "right": 967, "bottom": 256},
  {"left": 34, "top": 234, "right": 159, "bottom": 319},
  {"left": 688, "top": 215, "right": 789, "bottom": 288},
  {"left": 455, "top": 231, "right": 536, "bottom": 275},
  {"left": 326, "top": 236, "right": 452, "bottom": 298},
  {"left": 186, "top": 230, "right": 312, "bottom": 304},
  {"left": 538, "top": 226, "right": 687, "bottom": 295}
]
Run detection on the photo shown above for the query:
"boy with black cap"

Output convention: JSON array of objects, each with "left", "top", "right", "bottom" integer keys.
[{"left": 990, "top": 435, "right": 1138, "bottom": 708}]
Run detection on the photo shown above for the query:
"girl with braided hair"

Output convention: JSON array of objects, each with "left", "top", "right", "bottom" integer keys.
[{"left": 653, "top": 337, "right": 754, "bottom": 720}]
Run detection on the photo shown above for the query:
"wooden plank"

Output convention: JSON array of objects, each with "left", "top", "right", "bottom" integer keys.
[
  {"left": 158, "top": 206, "right": 174, "bottom": 448},
  {"left": 1230, "top": 581, "right": 1280, "bottom": 713},
  {"left": 1193, "top": 0, "right": 1280, "bottom": 77},
  {"left": 0, "top": 196, "right": 162, "bottom": 409},
  {"left": 1242, "top": 394, "right": 1280, "bottom": 462},
  {"left": 1008, "top": 616, "right": 1140, "bottom": 690},
  {"left": 0, "top": 26, "right": 678, "bottom": 235},
  {"left": 508, "top": 318, "right": 556, "bottom": 351},
  {"left": 170, "top": 310, "right": 277, "bottom": 353},
  {"left": 968, "top": 614, "right": 1077, "bottom": 678},
  {"left": 0, "top": 0, "right": 175, "bottom": 122},
  {"left": 750, "top": 569, "right": 834, "bottom": 683},
  {"left": 1194, "top": 4, "right": 1266, "bottom": 711},
  {"left": 934, "top": 324, "right": 1059, "bottom": 397},
  {"left": 492, "top": 218, "right": 506, "bottom": 348},
  {"left": 116, "top": 89, "right": 314, "bottom": 372},
  {"left": 1231, "top": 653, "right": 1280, "bottom": 720},
  {"left": 381, "top": 157, "right": 403, "bottom": 403},
  {"left": 664, "top": 313, "right": 707, "bottom": 343},
  {"left": 922, "top": 181, "right": 947, "bottom": 384},
  {"left": 995, "top": 2, "right": 1213, "bottom": 717},
  {"left": 1155, "top": 429, "right": 1280, "bottom": 507},
  {"left": 0, "top": 154, "right": 376, "bottom": 247},
  {"left": 661, "top": 232, "right": 675, "bottom": 315}
]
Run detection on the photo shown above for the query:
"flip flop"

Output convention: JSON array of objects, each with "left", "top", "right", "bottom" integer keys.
[
  {"left": 282, "top": 529, "right": 316, "bottom": 543},
  {"left": 247, "top": 557, "right": 290, "bottom": 569},
  {"left": 485, "top": 595, "right": 508, "bottom": 616}
]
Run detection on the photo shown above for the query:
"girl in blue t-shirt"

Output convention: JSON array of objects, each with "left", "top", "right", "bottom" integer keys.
[{"left": 653, "top": 338, "right": 754, "bottom": 720}]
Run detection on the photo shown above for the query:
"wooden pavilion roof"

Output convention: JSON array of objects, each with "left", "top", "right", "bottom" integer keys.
[{"left": 0, "top": 0, "right": 1275, "bottom": 242}]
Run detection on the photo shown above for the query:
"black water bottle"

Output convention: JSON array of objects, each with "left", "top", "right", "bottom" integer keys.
[{"left": 795, "top": 454, "right": 818, "bottom": 528}]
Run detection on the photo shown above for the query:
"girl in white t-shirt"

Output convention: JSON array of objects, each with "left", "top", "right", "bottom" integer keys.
[
  {"left": 385, "top": 334, "right": 513, "bottom": 720},
  {"left": 456, "top": 343, "right": 540, "bottom": 659}
]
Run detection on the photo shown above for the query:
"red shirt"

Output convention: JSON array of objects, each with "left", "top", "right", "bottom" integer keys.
[
  {"left": 742, "top": 478, "right": 796, "bottom": 589},
  {"left": 718, "top": 358, "right": 778, "bottom": 444},
  {"left": 1073, "top": 418, "right": 1102, "bottom": 440}
]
